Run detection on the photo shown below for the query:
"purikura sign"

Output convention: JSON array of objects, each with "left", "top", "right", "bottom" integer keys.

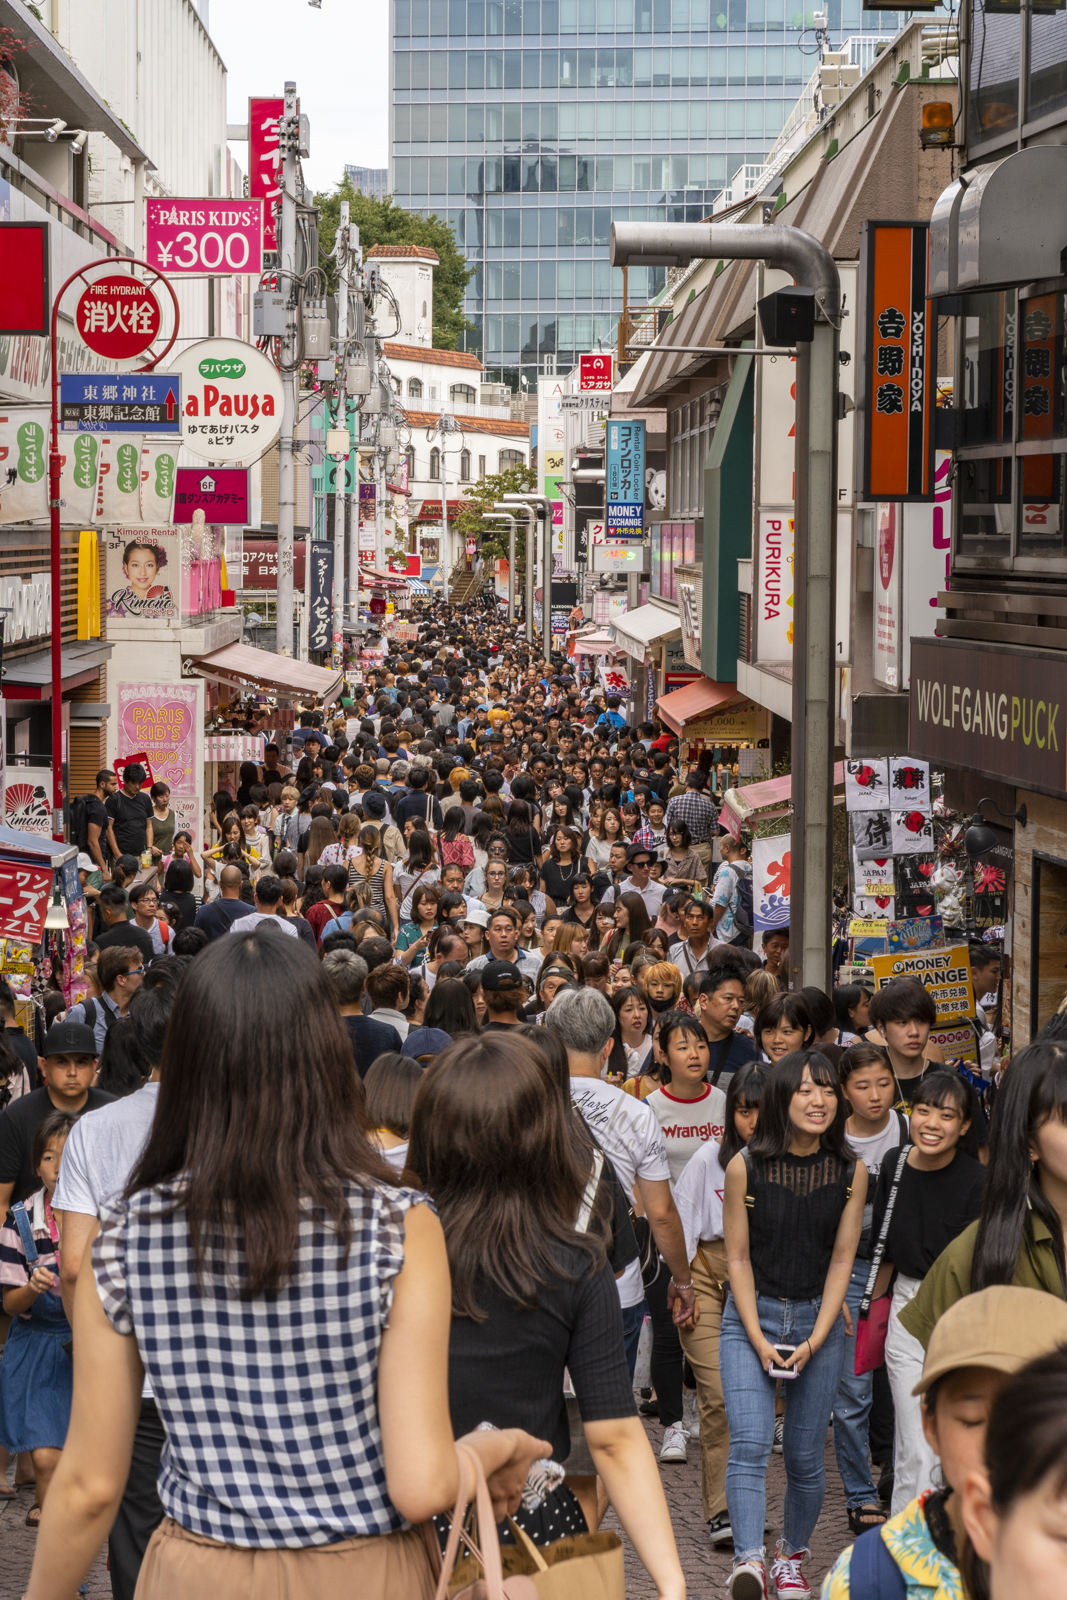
[
  {"left": 168, "top": 338, "right": 283, "bottom": 462},
  {"left": 117, "top": 682, "right": 201, "bottom": 845}
]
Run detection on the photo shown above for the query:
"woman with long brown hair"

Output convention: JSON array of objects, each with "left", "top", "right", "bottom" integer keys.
[
  {"left": 349, "top": 825, "right": 399, "bottom": 940},
  {"left": 605, "top": 891, "right": 654, "bottom": 963},
  {"left": 26, "top": 933, "right": 548, "bottom": 1600},
  {"left": 407, "top": 1031, "right": 686, "bottom": 1596},
  {"left": 586, "top": 806, "right": 624, "bottom": 877}
]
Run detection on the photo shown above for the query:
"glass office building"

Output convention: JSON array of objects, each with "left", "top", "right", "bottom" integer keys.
[{"left": 390, "top": 0, "right": 909, "bottom": 386}]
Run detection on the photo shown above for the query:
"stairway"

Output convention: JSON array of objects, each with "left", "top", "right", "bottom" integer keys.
[{"left": 448, "top": 567, "right": 481, "bottom": 605}]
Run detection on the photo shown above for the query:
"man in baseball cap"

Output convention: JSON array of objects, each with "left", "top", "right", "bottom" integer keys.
[
  {"left": 0, "top": 1021, "right": 112, "bottom": 1212},
  {"left": 480, "top": 960, "right": 526, "bottom": 1030}
]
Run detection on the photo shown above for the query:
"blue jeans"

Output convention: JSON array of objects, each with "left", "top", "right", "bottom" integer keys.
[
  {"left": 621, "top": 1301, "right": 646, "bottom": 1381},
  {"left": 832, "top": 1258, "right": 880, "bottom": 1510},
  {"left": 719, "top": 1291, "right": 846, "bottom": 1562}
]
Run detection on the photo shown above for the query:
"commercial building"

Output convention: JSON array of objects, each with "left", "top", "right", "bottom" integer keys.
[
  {"left": 389, "top": 0, "right": 919, "bottom": 387},
  {"left": 345, "top": 164, "right": 390, "bottom": 199}
]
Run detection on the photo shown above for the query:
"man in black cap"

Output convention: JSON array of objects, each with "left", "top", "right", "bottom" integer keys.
[
  {"left": 480, "top": 960, "right": 527, "bottom": 1029},
  {"left": 0, "top": 1020, "right": 113, "bottom": 1213}
]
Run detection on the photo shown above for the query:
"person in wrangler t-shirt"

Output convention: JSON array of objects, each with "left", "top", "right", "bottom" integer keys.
[{"left": 641, "top": 1013, "right": 727, "bottom": 1463}]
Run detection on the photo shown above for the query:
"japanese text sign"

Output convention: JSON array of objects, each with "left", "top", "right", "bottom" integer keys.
[
  {"left": 60, "top": 374, "right": 181, "bottom": 434},
  {"left": 752, "top": 833, "right": 791, "bottom": 931},
  {"left": 860, "top": 221, "right": 934, "bottom": 501},
  {"left": 3, "top": 771, "right": 52, "bottom": 837},
  {"left": 308, "top": 543, "right": 334, "bottom": 652},
  {"left": 173, "top": 467, "right": 249, "bottom": 524},
  {"left": 249, "top": 97, "right": 284, "bottom": 252},
  {"left": 871, "top": 944, "right": 976, "bottom": 1063},
  {"left": 607, "top": 419, "right": 645, "bottom": 505},
  {"left": 579, "top": 353, "right": 612, "bottom": 391},
  {"left": 145, "top": 199, "right": 264, "bottom": 276},
  {"left": 76, "top": 276, "right": 160, "bottom": 360},
  {"left": 168, "top": 339, "right": 282, "bottom": 462},
  {"left": 0, "top": 859, "right": 54, "bottom": 943},
  {"left": 606, "top": 501, "right": 644, "bottom": 538}
]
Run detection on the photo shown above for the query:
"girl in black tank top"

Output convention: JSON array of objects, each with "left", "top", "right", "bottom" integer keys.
[{"left": 718, "top": 1049, "right": 868, "bottom": 1595}]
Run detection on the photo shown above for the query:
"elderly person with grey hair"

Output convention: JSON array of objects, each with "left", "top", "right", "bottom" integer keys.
[
  {"left": 322, "top": 948, "right": 402, "bottom": 1078},
  {"left": 543, "top": 988, "right": 698, "bottom": 1388}
]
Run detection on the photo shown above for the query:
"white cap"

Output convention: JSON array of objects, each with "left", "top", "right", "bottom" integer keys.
[{"left": 77, "top": 852, "right": 95, "bottom": 871}]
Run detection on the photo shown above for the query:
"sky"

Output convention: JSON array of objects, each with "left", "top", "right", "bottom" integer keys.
[{"left": 204, "top": 0, "right": 389, "bottom": 195}]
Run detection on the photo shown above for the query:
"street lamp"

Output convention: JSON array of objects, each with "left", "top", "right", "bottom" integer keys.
[
  {"left": 503, "top": 492, "right": 554, "bottom": 656},
  {"left": 485, "top": 508, "right": 517, "bottom": 622},
  {"left": 965, "top": 798, "right": 1027, "bottom": 858}
]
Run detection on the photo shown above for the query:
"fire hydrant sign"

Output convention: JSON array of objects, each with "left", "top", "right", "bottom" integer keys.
[
  {"left": 0, "top": 859, "right": 54, "bottom": 943},
  {"left": 76, "top": 276, "right": 160, "bottom": 360},
  {"left": 145, "top": 198, "right": 264, "bottom": 276},
  {"left": 168, "top": 338, "right": 283, "bottom": 461}
]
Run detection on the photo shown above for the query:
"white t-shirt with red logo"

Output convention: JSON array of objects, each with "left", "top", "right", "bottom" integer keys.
[{"left": 644, "top": 1083, "right": 727, "bottom": 1188}]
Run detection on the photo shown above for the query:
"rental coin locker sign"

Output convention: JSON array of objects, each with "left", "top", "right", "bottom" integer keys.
[{"left": 169, "top": 339, "right": 283, "bottom": 461}]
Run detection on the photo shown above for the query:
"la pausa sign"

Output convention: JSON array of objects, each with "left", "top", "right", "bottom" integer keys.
[{"left": 169, "top": 339, "right": 283, "bottom": 463}]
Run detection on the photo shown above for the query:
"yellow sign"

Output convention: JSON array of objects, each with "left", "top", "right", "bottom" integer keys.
[
  {"left": 76, "top": 529, "right": 100, "bottom": 640},
  {"left": 870, "top": 943, "right": 977, "bottom": 1065},
  {"left": 849, "top": 919, "right": 888, "bottom": 938},
  {"left": 683, "top": 701, "right": 771, "bottom": 745}
]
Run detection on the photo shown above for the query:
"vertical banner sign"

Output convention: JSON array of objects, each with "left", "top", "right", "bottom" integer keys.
[
  {"left": 249, "top": 97, "right": 284, "bottom": 253},
  {"left": 606, "top": 420, "right": 645, "bottom": 506},
  {"left": 308, "top": 543, "right": 334, "bottom": 652},
  {"left": 118, "top": 683, "right": 201, "bottom": 845},
  {"left": 579, "top": 353, "right": 613, "bottom": 391},
  {"left": 752, "top": 834, "right": 791, "bottom": 931},
  {"left": 860, "top": 221, "right": 934, "bottom": 501},
  {"left": 1020, "top": 293, "right": 1060, "bottom": 529}
]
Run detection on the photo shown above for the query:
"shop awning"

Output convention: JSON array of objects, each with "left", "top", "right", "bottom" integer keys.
[
  {"left": 1, "top": 640, "right": 113, "bottom": 701},
  {"left": 406, "top": 578, "right": 431, "bottom": 595},
  {"left": 189, "top": 643, "right": 343, "bottom": 706},
  {"left": 609, "top": 603, "right": 681, "bottom": 661},
  {"left": 656, "top": 677, "right": 740, "bottom": 734},
  {"left": 570, "top": 628, "right": 625, "bottom": 658},
  {"left": 719, "top": 763, "right": 847, "bottom": 839}
]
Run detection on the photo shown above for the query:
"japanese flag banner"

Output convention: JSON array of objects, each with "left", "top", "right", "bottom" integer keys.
[
  {"left": 0, "top": 409, "right": 50, "bottom": 526},
  {"left": 94, "top": 435, "right": 145, "bottom": 525},
  {"left": 59, "top": 432, "right": 101, "bottom": 524},
  {"left": 752, "top": 833, "right": 790, "bottom": 931},
  {"left": 844, "top": 758, "right": 890, "bottom": 812},
  {"left": 888, "top": 757, "right": 931, "bottom": 813},
  {"left": 140, "top": 440, "right": 178, "bottom": 525}
]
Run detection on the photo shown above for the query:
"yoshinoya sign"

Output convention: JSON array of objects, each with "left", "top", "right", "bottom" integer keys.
[
  {"left": 859, "top": 220, "right": 935, "bottom": 502},
  {"left": 909, "top": 636, "right": 1067, "bottom": 797},
  {"left": 168, "top": 339, "right": 283, "bottom": 461}
]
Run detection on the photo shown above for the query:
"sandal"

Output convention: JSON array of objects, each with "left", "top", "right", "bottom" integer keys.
[
  {"left": 25, "top": 1501, "right": 41, "bottom": 1528},
  {"left": 848, "top": 1505, "right": 887, "bottom": 1535}
]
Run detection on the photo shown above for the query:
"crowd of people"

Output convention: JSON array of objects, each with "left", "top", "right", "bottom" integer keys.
[{"left": 0, "top": 601, "right": 1058, "bottom": 1600}]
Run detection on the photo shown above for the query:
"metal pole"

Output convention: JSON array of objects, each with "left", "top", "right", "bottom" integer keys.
[
  {"left": 523, "top": 505, "right": 536, "bottom": 643},
  {"left": 375, "top": 446, "right": 386, "bottom": 569},
  {"left": 542, "top": 505, "right": 553, "bottom": 669},
  {"left": 48, "top": 326, "right": 63, "bottom": 841},
  {"left": 276, "top": 81, "right": 298, "bottom": 657},
  {"left": 332, "top": 200, "right": 349, "bottom": 673},
  {"left": 790, "top": 319, "right": 839, "bottom": 992},
  {"left": 487, "top": 508, "right": 517, "bottom": 621},
  {"left": 347, "top": 415, "right": 358, "bottom": 623},
  {"left": 441, "top": 467, "right": 451, "bottom": 604}
]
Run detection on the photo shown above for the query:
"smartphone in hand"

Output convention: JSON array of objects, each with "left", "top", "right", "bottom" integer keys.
[{"left": 768, "top": 1344, "right": 800, "bottom": 1379}]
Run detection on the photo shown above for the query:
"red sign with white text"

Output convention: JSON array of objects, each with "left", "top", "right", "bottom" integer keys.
[
  {"left": 145, "top": 198, "right": 264, "bottom": 276},
  {"left": 249, "top": 97, "right": 284, "bottom": 252},
  {"left": 0, "top": 859, "right": 56, "bottom": 944},
  {"left": 76, "top": 277, "right": 160, "bottom": 360},
  {"left": 173, "top": 467, "right": 249, "bottom": 524},
  {"left": 580, "top": 353, "right": 612, "bottom": 391}
]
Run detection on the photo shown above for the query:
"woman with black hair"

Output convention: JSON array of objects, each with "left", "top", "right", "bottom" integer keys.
[
  {"left": 675, "top": 1062, "right": 769, "bottom": 1547},
  {"left": 540, "top": 827, "right": 584, "bottom": 907},
  {"left": 754, "top": 991, "right": 816, "bottom": 1065},
  {"left": 161, "top": 857, "right": 197, "bottom": 931},
  {"left": 422, "top": 977, "right": 480, "bottom": 1040},
  {"left": 720, "top": 1049, "right": 867, "bottom": 1598},
  {"left": 504, "top": 798, "right": 541, "bottom": 867},
  {"left": 560, "top": 873, "right": 598, "bottom": 941},
  {"left": 833, "top": 983, "right": 871, "bottom": 1043},
  {"left": 395, "top": 831, "right": 440, "bottom": 922}
]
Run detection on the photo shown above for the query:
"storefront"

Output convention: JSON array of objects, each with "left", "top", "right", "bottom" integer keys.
[
  {"left": 907, "top": 637, "right": 1067, "bottom": 1050},
  {"left": 609, "top": 602, "right": 681, "bottom": 726},
  {"left": 656, "top": 677, "right": 772, "bottom": 787}
]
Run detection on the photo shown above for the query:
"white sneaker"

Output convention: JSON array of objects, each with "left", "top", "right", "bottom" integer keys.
[
  {"left": 727, "top": 1561, "right": 768, "bottom": 1599},
  {"left": 682, "top": 1387, "right": 701, "bottom": 1439},
  {"left": 659, "top": 1423, "right": 689, "bottom": 1463},
  {"left": 771, "top": 1545, "right": 811, "bottom": 1598}
]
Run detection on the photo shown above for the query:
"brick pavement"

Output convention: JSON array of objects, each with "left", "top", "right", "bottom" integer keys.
[
  {"left": 0, "top": 1422, "right": 855, "bottom": 1600},
  {"left": 607, "top": 1417, "right": 855, "bottom": 1598}
]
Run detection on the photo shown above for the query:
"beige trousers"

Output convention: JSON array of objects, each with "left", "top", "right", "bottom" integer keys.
[
  {"left": 679, "top": 1237, "right": 730, "bottom": 1522},
  {"left": 134, "top": 1516, "right": 437, "bottom": 1600}
]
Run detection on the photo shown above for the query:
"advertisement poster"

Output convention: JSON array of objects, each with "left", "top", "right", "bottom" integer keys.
[
  {"left": 0, "top": 408, "right": 49, "bottom": 525},
  {"left": 887, "top": 916, "right": 944, "bottom": 953},
  {"left": 0, "top": 859, "right": 54, "bottom": 944},
  {"left": 752, "top": 833, "right": 791, "bottom": 931},
  {"left": 168, "top": 339, "right": 283, "bottom": 463},
  {"left": 105, "top": 527, "right": 180, "bottom": 620},
  {"left": 94, "top": 434, "right": 145, "bottom": 525},
  {"left": 607, "top": 420, "right": 645, "bottom": 506},
  {"left": 756, "top": 511, "right": 794, "bottom": 659},
  {"left": 870, "top": 943, "right": 976, "bottom": 1064},
  {"left": 873, "top": 502, "right": 902, "bottom": 689},
  {"left": 140, "top": 440, "right": 178, "bottom": 525},
  {"left": 2, "top": 769, "right": 52, "bottom": 836},
  {"left": 117, "top": 683, "right": 197, "bottom": 794},
  {"left": 308, "top": 542, "right": 334, "bottom": 652}
]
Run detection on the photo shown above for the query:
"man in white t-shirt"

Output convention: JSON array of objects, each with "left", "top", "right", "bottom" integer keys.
[
  {"left": 52, "top": 966, "right": 181, "bottom": 1600},
  {"left": 543, "top": 987, "right": 697, "bottom": 1365},
  {"left": 227, "top": 876, "right": 298, "bottom": 937}
]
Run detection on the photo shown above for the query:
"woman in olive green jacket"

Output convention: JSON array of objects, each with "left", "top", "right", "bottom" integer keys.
[{"left": 901, "top": 1040, "right": 1067, "bottom": 1349}]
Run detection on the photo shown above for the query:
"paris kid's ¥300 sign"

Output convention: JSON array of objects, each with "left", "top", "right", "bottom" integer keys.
[{"left": 859, "top": 221, "right": 935, "bottom": 502}]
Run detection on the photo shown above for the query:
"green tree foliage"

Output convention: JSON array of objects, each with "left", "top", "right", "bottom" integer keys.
[
  {"left": 452, "top": 463, "right": 537, "bottom": 572},
  {"left": 314, "top": 178, "right": 474, "bottom": 350}
]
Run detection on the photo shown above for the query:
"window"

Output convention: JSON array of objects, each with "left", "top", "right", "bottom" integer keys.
[
  {"left": 499, "top": 448, "right": 525, "bottom": 470},
  {"left": 479, "top": 454, "right": 487, "bottom": 476},
  {"left": 405, "top": 446, "right": 416, "bottom": 481},
  {"left": 451, "top": 382, "right": 477, "bottom": 404},
  {"left": 392, "top": 376, "right": 402, "bottom": 395},
  {"left": 460, "top": 448, "right": 472, "bottom": 480},
  {"left": 668, "top": 390, "right": 722, "bottom": 518},
  {"left": 429, "top": 447, "right": 441, "bottom": 479},
  {"left": 407, "top": 377, "right": 424, "bottom": 398}
]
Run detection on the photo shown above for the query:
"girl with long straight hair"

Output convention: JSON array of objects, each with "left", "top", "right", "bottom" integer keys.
[
  {"left": 26, "top": 934, "right": 549, "bottom": 1600},
  {"left": 720, "top": 1050, "right": 867, "bottom": 1599},
  {"left": 504, "top": 798, "right": 541, "bottom": 866},
  {"left": 406, "top": 1032, "right": 686, "bottom": 1596},
  {"left": 899, "top": 1040, "right": 1067, "bottom": 1352},
  {"left": 675, "top": 1062, "right": 770, "bottom": 1546},
  {"left": 605, "top": 891, "right": 653, "bottom": 963}
]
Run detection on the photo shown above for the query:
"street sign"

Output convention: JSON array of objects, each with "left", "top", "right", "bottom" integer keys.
[
  {"left": 168, "top": 338, "right": 283, "bottom": 461},
  {"left": 607, "top": 419, "right": 646, "bottom": 504},
  {"left": 76, "top": 275, "right": 161, "bottom": 360},
  {"left": 249, "top": 97, "right": 284, "bottom": 252},
  {"left": 173, "top": 467, "right": 249, "bottom": 524},
  {"left": 60, "top": 373, "right": 181, "bottom": 433},
  {"left": 580, "top": 353, "right": 612, "bottom": 391},
  {"left": 560, "top": 394, "right": 610, "bottom": 411},
  {"left": 145, "top": 198, "right": 265, "bottom": 276},
  {"left": 606, "top": 501, "right": 644, "bottom": 537}
]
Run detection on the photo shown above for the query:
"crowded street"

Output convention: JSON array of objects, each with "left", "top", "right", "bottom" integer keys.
[{"left": 0, "top": 1, "right": 1066, "bottom": 1597}]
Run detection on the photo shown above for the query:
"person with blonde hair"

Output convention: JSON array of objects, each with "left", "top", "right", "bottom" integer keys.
[
  {"left": 548, "top": 921, "right": 591, "bottom": 962},
  {"left": 737, "top": 967, "right": 781, "bottom": 1037}
]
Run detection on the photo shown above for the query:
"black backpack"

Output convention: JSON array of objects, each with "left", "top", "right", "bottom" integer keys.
[
  {"left": 732, "top": 866, "right": 754, "bottom": 938},
  {"left": 70, "top": 795, "right": 92, "bottom": 854}
]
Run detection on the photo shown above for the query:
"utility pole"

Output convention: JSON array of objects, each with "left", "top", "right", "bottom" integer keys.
[
  {"left": 332, "top": 199, "right": 349, "bottom": 674},
  {"left": 611, "top": 219, "right": 840, "bottom": 992},
  {"left": 374, "top": 443, "right": 386, "bottom": 569},
  {"left": 275, "top": 80, "right": 299, "bottom": 657}
]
